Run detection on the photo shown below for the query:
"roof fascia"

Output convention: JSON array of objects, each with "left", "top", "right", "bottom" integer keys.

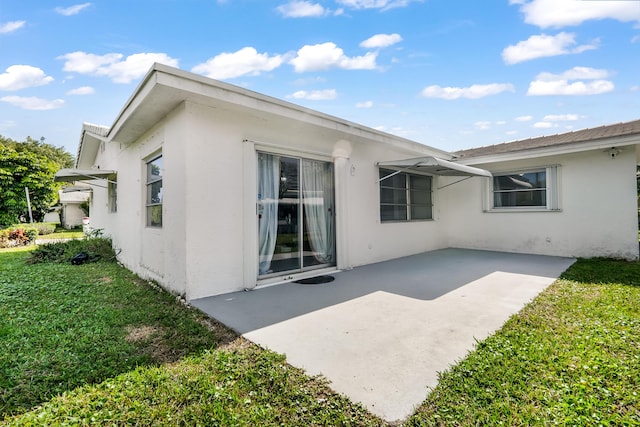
[
  {"left": 455, "top": 133, "right": 640, "bottom": 165},
  {"left": 76, "top": 125, "right": 109, "bottom": 169},
  {"left": 108, "top": 63, "right": 453, "bottom": 159},
  {"left": 107, "top": 64, "right": 161, "bottom": 144}
]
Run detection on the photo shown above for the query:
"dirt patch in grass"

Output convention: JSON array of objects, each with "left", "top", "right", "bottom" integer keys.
[
  {"left": 125, "top": 325, "right": 187, "bottom": 364},
  {"left": 197, "top": 316, "right": 238, "bottom": 347},
  {"left": 125, "top": 325, "right": 159, "bottom": 343}
]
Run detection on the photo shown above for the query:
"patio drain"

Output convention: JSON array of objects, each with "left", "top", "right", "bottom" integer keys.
[{"left": 294, "top": 275, "right": 335, "bottom": 285}]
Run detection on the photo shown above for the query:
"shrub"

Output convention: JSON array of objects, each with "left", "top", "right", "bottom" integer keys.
[
  {"left": 0, "top": 226, "right": 38, "bottom": 248},
  {"left": 29, "top": 237, "right": 116, "bottom": 264},
  {"left": 31, "top": 222, "right": 56, "bottom": 235},
  {"left": 22, "top": 227, "right": 38, "bottom": 242},
  {"left": 0, "top": 229, "right": 9, "bottom": 248}
]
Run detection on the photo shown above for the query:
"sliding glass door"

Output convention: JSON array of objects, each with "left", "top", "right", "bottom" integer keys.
[{"left": 257, "top": 152, "right": 335, "bottom": 278}]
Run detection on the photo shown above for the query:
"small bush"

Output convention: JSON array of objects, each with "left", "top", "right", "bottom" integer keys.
[
  {"left": 24, "top": 227, "right": 38, "bottom": 242},
  {"left": 29, "top": 237, "right": 116, "bottom": 264},
  {"left": 0, "top": 226, "right": 38, "bottom": 248},
  {"left": 31, "top": 222, "right": 56, "bottom": 235}
]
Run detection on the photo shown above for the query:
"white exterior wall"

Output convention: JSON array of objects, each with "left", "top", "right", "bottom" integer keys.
[
  {"left": 88, "top": 100, "right": 448, "bottom": 300},
  {"left": 90, "top": 105, "right": 189, "bottom": 296},
  {"left": 181, "top": 102, "right": 447, "bottom": 299},
  {"left": 61, "top": 203, "right": 85, "bottom": 228},
  {"left": 443, "top": 148, "right": 639, "bottom": 260},
  {"left": 80, "top": 66, "right": 638, "bottom": 301}
]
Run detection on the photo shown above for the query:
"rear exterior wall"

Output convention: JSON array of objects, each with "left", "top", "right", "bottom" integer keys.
[{"left": 442, "top": 148, "right": 639, "bottom": 260}]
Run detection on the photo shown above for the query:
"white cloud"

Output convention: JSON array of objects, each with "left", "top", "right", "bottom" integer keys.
[
  {"left": 542, "top": 114, "right": 580, "bottom": 122},
  {"left": 515, "top": 115, "right": 533, "bottom": 122},
  {"left": 356, "top": 100, "right": 374, "bottom": 108},
  {"left": 337, "top": 0, "right": 420, "bottom": 11},
  {"left": 514, "top": 0, "right": 640, "bottom": 28},
  {"left": 100, "top": 53, "right": 178, "bottom": 83},
  {"left": 540, "top": 66, "right": 610, "bottom": 81},
  {"left": 289, "top": 42, "right": 377, "bottom": 72},
  {"left": 474, "top": 120, "right": 506, "bottom": 130},
  {"left": 192, "top": 47, "right": 283, "bottom": 79},
  {"left": 475, "top": 121, "right": 492, "bottom": 130},
  {"left": 420, "top": 83, "right": 515, "bottom": 100},
  {"left": 55, "top": 3, "right": 92, "bottom": 16},
  {"left": 533, "top": 121, "right": 556, "bottom": 129},
  {"left": 59, "top": 51, "right": 179, "bottom": 83},
  {"left": 0, "top": 96, "right": 64, "bottom": 110},
  {"left": 528, "top": 66, "right": 614, "bottom": 96},
  {"left": 631, "top": 35, "right": 640, "bottom": 44},
  {"left": 0, "top": 21, "right": 25, "bottom": 34},
  {"left": 277, "top": 1, "right": 326, "bottom": 17},
  {"left": 67, "top": 86, "right": 95, "bottom": 95},
  {"left": 502, "top": 32, "right": 597, "bottom": 64},
  {"left": 59, "top": 52, "right": 121, "bottom": 74},
  {"left": 360, "top": 33, "right": 402, "bottom": 49},
  {"left": 0, "top": 120, "right": 17, "bottom": 131},
  {"left": 290, "top": 89, "right": 337, "bottom": 100},
  {"left": 0, "top": 65, "right": 54, "bottom": 91}
]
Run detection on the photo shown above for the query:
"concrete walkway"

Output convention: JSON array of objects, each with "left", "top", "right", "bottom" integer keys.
[{"left": 192, "top": 248, "right": 575, "bottom": 422}]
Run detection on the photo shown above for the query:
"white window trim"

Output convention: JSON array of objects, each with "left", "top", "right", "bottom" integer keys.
[
  {"left": 108, "top": 180, "right": 117, "bottom": 213},
  {"left": 484, "top": 165, "right": 561, "bottom": 212},
  {"left": 145, "top": 153, "right": 163, "bottom": 227}
]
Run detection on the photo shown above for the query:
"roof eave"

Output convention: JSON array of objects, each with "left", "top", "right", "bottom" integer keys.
[
  {"left": 107, "top": 63, "right": 453, "bottom": 159},
  {"left": 455, "top": 133, "right": 640, "bottom": 165}
]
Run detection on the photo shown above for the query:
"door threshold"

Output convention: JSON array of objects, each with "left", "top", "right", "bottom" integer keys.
[{"left": 254, "top": 266, "right": 339, "bottom": 289}]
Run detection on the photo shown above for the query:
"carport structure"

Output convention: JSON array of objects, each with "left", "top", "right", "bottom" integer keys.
[{"left": 192, "top": 248, "right": 575, "bottom": 422}]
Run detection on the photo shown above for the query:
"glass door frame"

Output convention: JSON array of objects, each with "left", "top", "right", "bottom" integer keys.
[{"left": 256, "top": 151, "right": 336, "bottom": 280}]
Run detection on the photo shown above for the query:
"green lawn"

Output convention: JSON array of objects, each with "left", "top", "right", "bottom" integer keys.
[
  {"left": 1, "top": 248, "right": 639, "bottom": 426},
  {"left": 37, "top": 230, "right": 84, "bottom": 240},
  {"left": 407, "top": 258, "right": 640, "bottom": 426},
  {"left": 0, "top": 247, "right": 380, "bottom": 426}
]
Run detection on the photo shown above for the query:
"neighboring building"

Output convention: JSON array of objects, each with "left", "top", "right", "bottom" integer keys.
[
  {"left": 55, "top": 64, "right": 640, "bottom": 300},
  {"left": 59, "top": 186, "right": 91, "bottom": 229}
]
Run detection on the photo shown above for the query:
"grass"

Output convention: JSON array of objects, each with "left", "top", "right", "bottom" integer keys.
[
  {"left": 1, "top": 249, "right": 639, "bottom": 426},
  {"left": 407, "top": 258, "right": 640, "bottom": 426},
  {"left": 36, "top": 229, "right": 84, "bottom": 240},
  {"left": 0, "top": 247, "right": 381, "bottom": 426}
]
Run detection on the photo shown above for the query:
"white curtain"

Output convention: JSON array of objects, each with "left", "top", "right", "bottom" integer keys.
[
  {"left": 302, "top": 159, "right": 334, "bottom": 263},
  {"left": 258, "top": 153, "right": 280, "bottom": 275}
]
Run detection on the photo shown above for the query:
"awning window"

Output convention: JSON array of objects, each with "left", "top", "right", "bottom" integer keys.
[
  {"left": 54, "top": 169, "right": 117, "bottom": 183},
  {"left": 377, "top": 156, "right": 491, "bottom": 182}
]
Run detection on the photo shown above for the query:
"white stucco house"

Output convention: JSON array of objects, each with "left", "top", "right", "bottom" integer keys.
[
  {"left": 55, "top": 63, "right": 640, "bottom": 301},
  {"left": 58, "top": 186, "right": 91, "bottom": 229}
]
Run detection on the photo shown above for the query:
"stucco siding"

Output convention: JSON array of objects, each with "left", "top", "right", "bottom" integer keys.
[
  {"left": 444, "top": 148, "right": 639, "bottom": 260},
  {"left": 181, "top": 101, "right": 448, "bottom": 299},
  {"left": 74, "top": 66, "right": 640, "bottom": 301},
  {"left": 342, "top": 141, "right": 448, "bottom": 268},
  {"left": 183, "top": 103, "right": 246, "bottom": 299}
]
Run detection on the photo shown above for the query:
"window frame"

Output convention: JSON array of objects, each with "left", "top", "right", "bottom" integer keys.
[
  {"left": 488, "top": 165, "right": 559, "bottom": 212},
  {"left": 108, "top": 179, "right": 117, "bottom": 213},
  {"left": 379, "top": 168, "right": 433, "bottom": 222},
  {"left": 145, "top": 154, "right": 163, "bottom": 227}
]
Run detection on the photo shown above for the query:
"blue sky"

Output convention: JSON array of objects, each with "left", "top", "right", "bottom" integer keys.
[{"left": 0, "top": 0, "right": 639, "bottom": 155}]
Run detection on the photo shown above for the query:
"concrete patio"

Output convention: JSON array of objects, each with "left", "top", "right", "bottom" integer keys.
[{"left": 192, "top": 248, "right": 575, "bottom": 422}]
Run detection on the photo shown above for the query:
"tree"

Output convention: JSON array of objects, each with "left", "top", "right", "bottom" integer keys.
[
  {"left": 0, "top": 135, "right": 74, "bottom": 169},
  {"left": 0, "top": 136, "right": 74, "bottom": 228}
]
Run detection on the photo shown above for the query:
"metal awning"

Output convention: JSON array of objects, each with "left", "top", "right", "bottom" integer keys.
[
  {"left": 54, "top": 168, "right": 116, "bottom": 183},
  {"left": 377, "top": 156, "right": 492, "bottom": 182}
]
